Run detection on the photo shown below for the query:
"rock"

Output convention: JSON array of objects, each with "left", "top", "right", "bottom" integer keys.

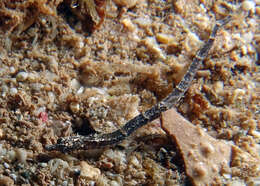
[
  {"left": 161, "top": 109, "right": 232, "bottom": 186},
  {"left": 0, "top": 176, "right": 14, "bottom": 186},
  {"left": 80, "top": 161, "right": 101, "bottom": 180},
  {"left": 15, "top": 148, "right": 27, "bottom": 163}
]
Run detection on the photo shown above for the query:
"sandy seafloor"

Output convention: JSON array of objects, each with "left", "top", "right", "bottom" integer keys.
[{"left": 0, "top": 0, "right": 259, "bottom": 185}]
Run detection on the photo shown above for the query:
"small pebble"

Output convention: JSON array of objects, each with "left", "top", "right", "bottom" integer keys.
[
  {"left": 213, "top": 81, "right": 224, "bottom": 94},
  {"left": 70, "top": 102, "right": 80, "bottom": 113},
  {"left": 0, "top": 176, "right": 14, "bottom": 186},
  {"left": 76, "top": 40, "right": 84, "bottom": 49},
  {"left": 0, "top": 128, "right": 3, "bottom": 138},
  {"left": 62, "top": 180, "right": 68, "bottom": 186},
  {"left": 16, "top": 71, "right": 28, "bottom": 81},
  {"left": 121, "top": 18, "right": 136, "bottom": 32},
  {"left": 77, "top": 86, "right": 84, "bottom": 94},
  {"left": 88, "top": 181, "right": 95, "bottom": 186},
  {"left": 80, "top": 161, "right": 101, "bottom": 180},
  {"left": 110, "top": 180, "right": 121, "bottom": 186},
  {"left": 10, "top": 88, "right": 18, "bottom": 95},
  {"left": 233, "top": 88, "right": 246, "bottom": 101},
  {"left": 156, "top": 33, "right": 176, "bottom": 45},
  {"left": 39, "top": 163, "right": 47, "bottom": 168},
  {"left": 241, "top": 0, "right": 256, "bottom": 13},
  {"left": 9, "top": 174, "right": 17, "bottom": 182},
  {"left": 70, "top": 79, "right": 81, "bottom": 90},
  {"left": 7, "top": 150, "right": 16, "bottom": 162},
  {"left": 9, "top": 66, "right": 16, "bottom": 74},
  {"left": 3, "top": 162, "right": 9, "bottom": 169},
  {"left": 15, "top": 148, "right": 27, "bottom": 163}
]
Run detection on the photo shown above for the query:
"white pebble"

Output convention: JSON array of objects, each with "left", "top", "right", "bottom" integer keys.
[
  {"left": 70, "top": 79, "right": 81, "bottom": 90},
  {"left": 213, "top": 81, "right": 224, "bottom": 94},
  {"left": 77, "top": 86, "right": 84, "bottom": 94},
  {"left": 9, "top": 66, "right": 16, "bottom": 73},
  {"left": 48, "top": 92, "right": 56, "bottom": 103},
  {"left": 16, "top": 71, "right": 28, "bottom": 81},
  {"left": 9, "top": 174, "right": 17, "bottom": 181},
  {"left": 3, "top": 162, "right": 10, "bottom": 169},
  {"left": 10, "top": 88, "right": 18, "bottom": 95},
  {"left": 15, "top": 148, "right": 27, "bottom": 163},
  {"left": 39, "top": 163, "right": 48, "bottom": 168},
  {"left": 241, "top": 0, "right": 256, "bottom": 13},
  {"left": 0, "top": 128, "right": 3, "bottom": 139},
  {"left": 233, "top": 88, "right": 246, "bottom": 100},
  {"left": 62, "top": 180, "right": 68, "bottom": 186},
  {"left": 70, "top": 102, "right": 80, "bottom": 113},
  {"left": 77, "top": 40, "right": 84, "bottom": 48},
  {"left": 110, "top": 181, "right": 120, "bottom": 186},
  {"left": 80, "top": 161, "right": 101, "bottom": 180}
]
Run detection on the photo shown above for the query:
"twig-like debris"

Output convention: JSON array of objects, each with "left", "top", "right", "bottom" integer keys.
[{"left": 45, "top": 16, "right": 231, "bottom": 152}]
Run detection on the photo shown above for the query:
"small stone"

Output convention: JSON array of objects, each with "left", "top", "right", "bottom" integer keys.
[
  {"left": 70, "top": 102, "right": 80, "bottom": 113},
  {"left": 9, "top": 66, "right": 16, "bottom": 74},
  {"left": 7, "top": 150, "right": 16, "bottom": 162},
  {"left": 110, "top": 180, "right": 121, "bottom": 186},
  {"left": 48, "top": 92, "right": 55, "bottom": 103},
  {"left": 16, "top": 71, "right": 28, "bottom": 81},
  {"left": 70, "top": 79, "right": 81, "bottom": 91},
  {"left": 77, "top": 86, "right": 84, "bottom": 94},
  {"left": 39, "top": 163, "right": 47, "bottom": 168},
  {"left": 0, "top": 176, "right": 14, "bottom": 186},
  {"left": 15, "top": 148, "right": 27, "bottom": 163},
  {"left": 62, "top": 180, "right": 68, "bottom": 186},
  {"left": 77, "top": 40, "right": 84, "bottom": 49},
  {"left": 27, "top": 72, "right": 38, "bottom": 82},
  {"left": 156, "top": 33, "right": 176, "bottom": 45},
  {"left": 233, "top": 88, "right": 246, "bottom": 101},
  {"left": 9, "top": 174, "right": 17, "bottom": 182},
  {"left": 213, "top": 81, "right": 224, "bottom": 94},
  {"left": 241, "top": 0, "right": 256, "bottom": 13},
  {"left": 80, "top": 161, "right": 101, "bottom": 180},
  {"left": 10, "top": 88, "right": 18, "bottom": 95},
  {"left": 3, "top": 162, "right": 9, "bottom": 169},
  {"left": 0, "top": 128, "right": 3, "bottom": 139},
  {"left": 121, "top": 18, "right": 136, "bottom": 32}
]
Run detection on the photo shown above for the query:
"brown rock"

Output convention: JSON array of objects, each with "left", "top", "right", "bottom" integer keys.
[
  {"left": 0, "top": 176, "right": 14, "bottom": 186},
  {"left": 161, "top": 109, "right": 232, "bottom": 186}
]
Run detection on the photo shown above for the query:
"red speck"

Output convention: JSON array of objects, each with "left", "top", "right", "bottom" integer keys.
[{"left": 39, "top": 112, "right": 48, "bottom": 123}]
